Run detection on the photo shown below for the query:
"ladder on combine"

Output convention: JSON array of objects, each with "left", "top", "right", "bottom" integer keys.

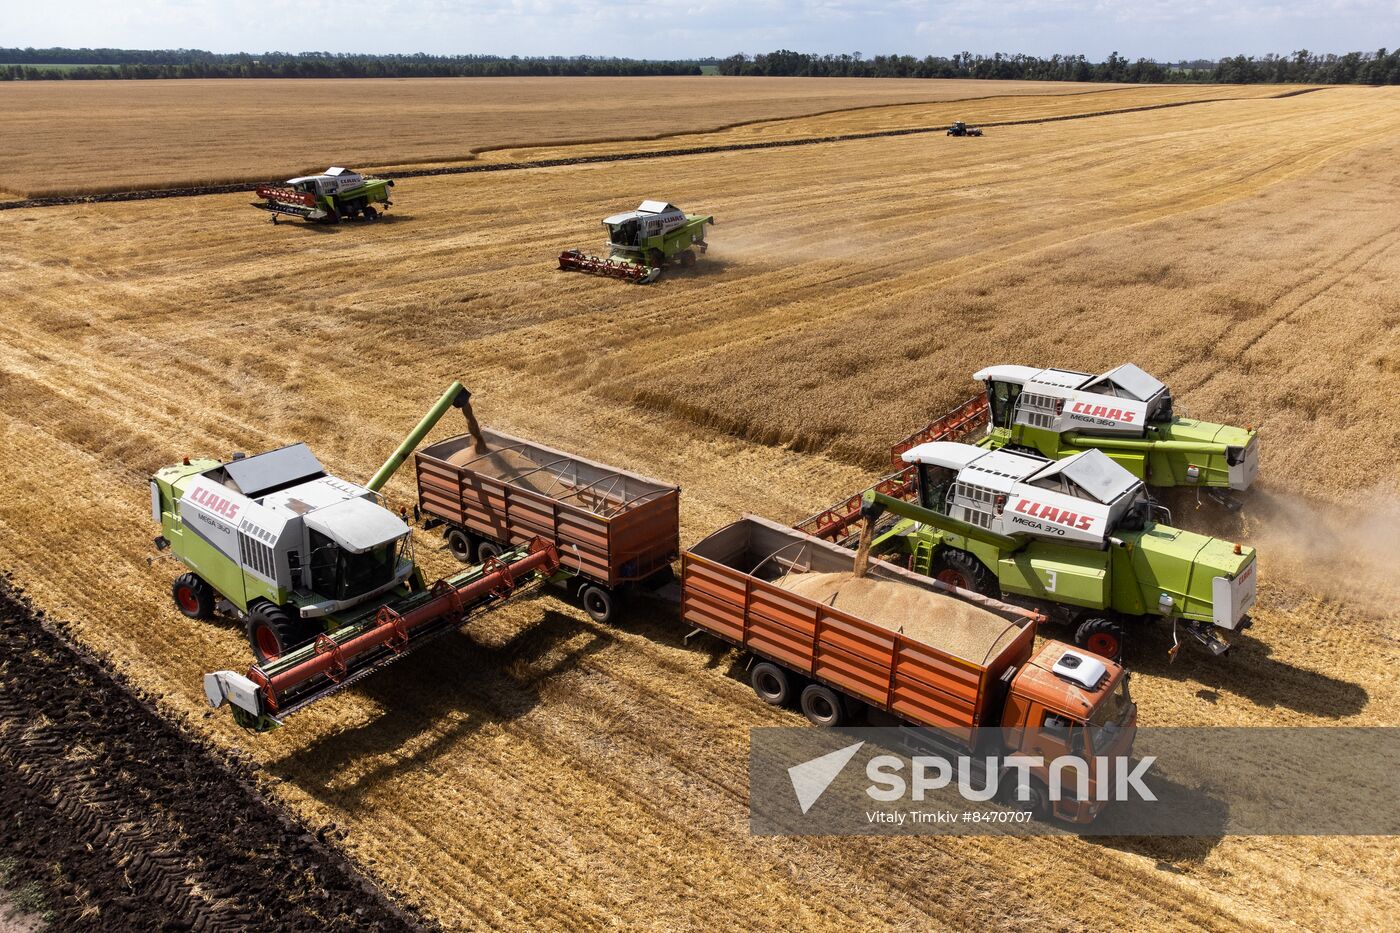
[{"left": 911, "top": 538, "right": 935, "bottom": 577}]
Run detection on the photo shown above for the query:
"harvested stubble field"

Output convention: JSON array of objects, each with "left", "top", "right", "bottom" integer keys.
[
  {"left": 1, "top": 82, "right": 1399, "bottom": 931},
  {"left": 0, "top": 76, "right": 1119, "bottom": 197}
]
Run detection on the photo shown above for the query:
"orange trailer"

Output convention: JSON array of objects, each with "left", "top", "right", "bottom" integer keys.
[{"left": 416, "top": 429, "right": 680, "bottom": 622}]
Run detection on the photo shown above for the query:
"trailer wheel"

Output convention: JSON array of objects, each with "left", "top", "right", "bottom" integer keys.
[
  {"left": 580, "top": 584, "right": 614, "bottom": 623},
  {"left": 246, "top": 603, "right": 312, "bottom": 664},
  {"left": 445, "top": 529, "right": 474, "bottom": 564},
  {"left": 750, "top": 662, "right": 793, "bottom": 706},
  {"left": 171, "top": 573, "right": 214, "bottom": 620},
  {"left": 800, "top": 684, "right": 848, "bottom": 728},
  {"left": 476, "top": 540, "right": 503, "bottom": 563},
  {"left": 931, "top": 549, "right": 997, "bottom": 597},
  {"left": 1075, "top": 618, "right": 1124, "bottom": 660}
]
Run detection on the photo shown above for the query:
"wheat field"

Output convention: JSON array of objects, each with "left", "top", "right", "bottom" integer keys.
[
  {"left": 0, "top": 76, "right": 1121, "bottom": 197},
  {"left": 1, "top": 83, "right": 1398, "bottom": 930}
]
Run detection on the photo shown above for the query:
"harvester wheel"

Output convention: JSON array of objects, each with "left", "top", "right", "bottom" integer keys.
[
  {"left": 679, "top": 249, "right": 697, "bottom": 268},
  {"left": 445, "top": 529, "right": 475, "bottom": 564},
  {"left": 171, "top": 573, "right": 214, "bottom": 620},
  {"left": 363, "top": 205, "right": 379, "bottom": 221},
  {"left": 930, "top": 549, "right": 997, "bottom": 597},
  {"left": 246, "top": 603, "right": 313, "bottom": 664},
  {"left": 800, "top": 684, "right": 848, "bottom": 728},
  {"left": 1074, "top": 618, "right": 1124, "bottom": 660},
  {"left": 476, "top": 540, "right": 503, "bottom": 563},
  {"left": 580, "top": 584, "right": 614, "bottom": 624},
  {"left": 750, "top": 662, "right": 794, "bottom": 706}
]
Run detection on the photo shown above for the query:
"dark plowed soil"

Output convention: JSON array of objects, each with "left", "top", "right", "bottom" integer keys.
[{"left": 0, "top": 579, "right": 433, "bottom": 932}]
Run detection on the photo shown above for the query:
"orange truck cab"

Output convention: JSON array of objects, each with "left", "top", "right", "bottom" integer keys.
[{"left": 996, "top": 641, "right": 1138, "bottom": 822}]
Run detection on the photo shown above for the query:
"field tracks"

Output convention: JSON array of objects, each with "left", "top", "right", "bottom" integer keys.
[{"left": 0, "top": 85, "right": 1329, "bottom": 212}]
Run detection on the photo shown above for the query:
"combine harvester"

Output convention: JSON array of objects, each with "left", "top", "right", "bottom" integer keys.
[
  {"left": 252, "top": 166, "right": 394, "bottom": 224},
  {"left": 559, "top": 200, "right": 714, "bottom": 284},
  {"left": 152, "top": 383, "right": 559, "bottom": 731},
  {"left": 796, "top": 442, "right": 1256, "bottom": 660},
  {"left": 893, "top": 364, "right": 1260, "bottom": 509}
]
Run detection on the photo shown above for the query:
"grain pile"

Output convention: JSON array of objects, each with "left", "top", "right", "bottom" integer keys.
[
  {"left": 775, "top": 570, "right": 1019, "bottom": 661},
  {"left": 444, "top": 443, "right": 556, "bottom": 495}
]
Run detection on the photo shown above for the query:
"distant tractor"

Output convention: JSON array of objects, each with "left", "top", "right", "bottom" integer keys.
[
  {"left": 252, "top": 166, "right": 394, "bottom": 224},
  {"left": 559, "top": 200, "right": 714, "bottom": 284},
  {"left": 948, "top": 121, "right": 983, "bottom": 137}
]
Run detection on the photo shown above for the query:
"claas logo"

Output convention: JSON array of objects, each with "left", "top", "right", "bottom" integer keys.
[
  {"left": 1014, "top": 499, "right": 1094, "bottom": 531},
  {"left": 1070, "top": 401, "right": 1136, "bottom": 423},
  {"left": 188, "top": 485, "right": 241, "bottom": 521}
]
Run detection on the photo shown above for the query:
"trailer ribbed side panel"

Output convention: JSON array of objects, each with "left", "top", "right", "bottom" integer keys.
[
  {"left": 681, "top": 516, "right": 1037, "bottom": 736},
  {"left": 416, "top": 433, "right": 679, "bottom": 588}
]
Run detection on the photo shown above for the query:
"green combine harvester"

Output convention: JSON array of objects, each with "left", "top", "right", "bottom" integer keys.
[
  {"left": 559, "top": 200, "right": 714, "bottom": 284},
  {"left": 893, "top": 364, "right": 1261, "bottom": 509},
  {"left": 151, "top": 382, "right": 558, "bottom": 731},
  {"left": 252, "top": 166, "right": 394, "bottom": 224},
  {"left": 802, "top": 441, "right": 1257, "bottom": 660}
]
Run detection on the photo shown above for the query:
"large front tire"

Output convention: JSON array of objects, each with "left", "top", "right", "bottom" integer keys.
[
  {"left": 1074, "top": 618, "right": 1124, "bottom": 660},
  {"left": 246, "top": 603, "right": 314, "bottom": 664},
  {"left": 930, "top": 549, "right": 997, "bottom": 597}
]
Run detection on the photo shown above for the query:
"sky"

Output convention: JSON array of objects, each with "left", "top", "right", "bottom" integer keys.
[{"left": 6, "top": 1, "right": 1398, "bottom": 60}]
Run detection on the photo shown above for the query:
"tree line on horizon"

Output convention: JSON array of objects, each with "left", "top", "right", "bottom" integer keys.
[{"left": 2, "top": 47, "right": 1398, "bottom": 84}]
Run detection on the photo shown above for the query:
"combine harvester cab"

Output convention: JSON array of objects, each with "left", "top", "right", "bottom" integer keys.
[
  {"left": 153, "top": 382, "right": 560, "bottom": 731},
  {"left": 799, "top": 442, "right": 1257, "bottom": 660},
  {"left": 253, "top": 166, "right": 394, "bottom": 224},
  {"left": 894, "top": 364, "right": 1260, "bottom": 509},
  {"left": 559, "top": 200, "right": 714, "bottom": 284},
  {"left": 683, "top": 516, "right": 1137, "bottom": 825}
]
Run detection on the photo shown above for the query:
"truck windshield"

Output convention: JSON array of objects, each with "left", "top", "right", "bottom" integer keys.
[
  {"left": 309, "top": 531, "right": 401, "bottom": 601},
  {"left": 1086, "top": 676, "right": 1133, "bottom": 753}
]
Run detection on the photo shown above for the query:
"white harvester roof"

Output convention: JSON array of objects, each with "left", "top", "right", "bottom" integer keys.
[
  {"left": 638, "top": 200, "right": 679, "bottom": 214},
  {"left": 903, "top": 442, "right": 1051, "bottom": 493},
  {"left": 1028, "top": 449, "right": 1139, "bottom": 504},
  {"left": 303, "top": 495, "right": 410, "bottom": 553},
  {"left": 1090, "top": 363, "right": 1166, "bottom": 402}
]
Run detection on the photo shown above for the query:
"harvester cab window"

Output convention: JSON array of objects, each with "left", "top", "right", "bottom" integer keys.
[
  {"left": 308, "top": 530, "right": 401, "bottom": 600},
  {"left": 610, "top": 219, "right": 639, "bottom": 247},
  {"left": 917, "top": 464, "right": 957, "bottom": 514},
  {"left": 987, "top": 381, "right": 1022, "bottom": 429}
]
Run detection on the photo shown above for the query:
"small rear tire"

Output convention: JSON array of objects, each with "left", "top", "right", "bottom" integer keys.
[
  {"left": 171, "top": 573, "right": 214, "bottom": 620},
  {"left": 1075, "top": 618, "right": 1124, "bottom": 660},
  {"left": 580, "top": 584, "right": 614, "bottom": 624},
  {"left": 679, "top": 249, "right": 697, "bottom": 268},
  {"left": 800, "top": 684, "right": 848, "bottom": 727},
  {"left": 446, "top": 528, "right": 474, "bottom": 563},
  {"left": 246, "top": 603, "right": 314, "bottom": 664},
  {"left": 751, "top": 662, "right": 794, "bottom": 706},
  {"left": 363, "top": 205, "right": 379, "bottom": 221}
]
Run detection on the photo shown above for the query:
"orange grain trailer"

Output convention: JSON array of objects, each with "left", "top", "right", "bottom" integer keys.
[
  {"left": 682, "top": 516, "right": 1138, "bottom": 823},
  {"left": 416, "top": 429, "right": 680, "bottom": 622}
]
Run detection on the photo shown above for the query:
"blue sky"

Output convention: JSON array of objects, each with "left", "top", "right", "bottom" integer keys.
[{"left": 8, "top": 1, "right": 1398, "bottom": 59}]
